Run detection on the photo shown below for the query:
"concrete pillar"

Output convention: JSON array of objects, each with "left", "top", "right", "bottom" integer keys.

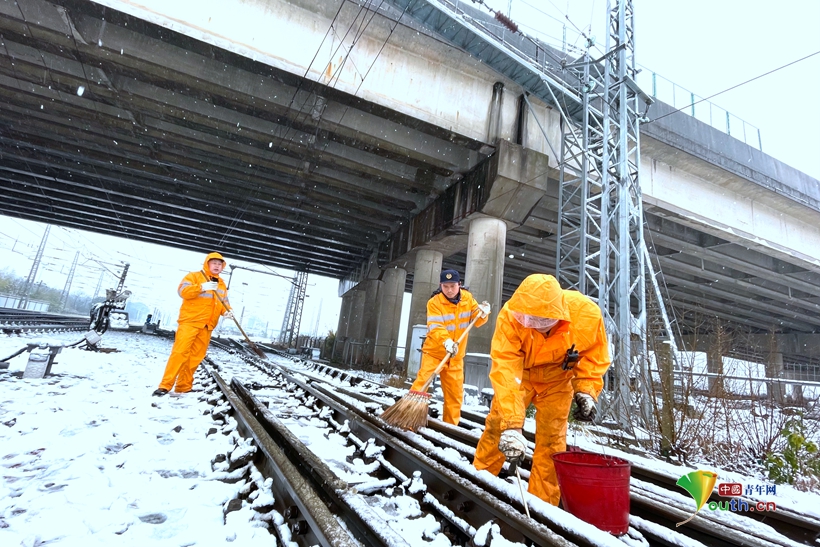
[
  {"left": 373, "top": 267, "right": 406, "bottom": 369},
  {"left": 464, "top": 217, "right": 506, "bottom": 355},
  {"left": 333, "top": 292, "right": 354, "bottom": 360},
  {"left": 655, "top": 341, "right": 676, "bottom": 456},
  {"left": 404, "top": 250, "right": 443, "bottom": 369},
  {"left": 791, "top": 381, "right": 805, "bottom": 406},
  {"left": 706, "top": 340, "right": 724, "bottom": 396},
  {"left": 765, "top": 351, "right": 785, "bottom": 405},
  {"left": 345, "top": 289, "right": 367, "bottom": 367},
  {"left": 361, "top": 279, "right": 384, "bottom": 368}
]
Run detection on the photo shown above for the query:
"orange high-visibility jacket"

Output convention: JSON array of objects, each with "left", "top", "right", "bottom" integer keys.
[
  {"left": 489, "top": 274, "right": 610, "bottom": 430},
  {"left": 176, "top": 252, "right": 231, "bottom": 329},
  {"left": 423, "top": 289, "right": 488, "bottom": 360}
]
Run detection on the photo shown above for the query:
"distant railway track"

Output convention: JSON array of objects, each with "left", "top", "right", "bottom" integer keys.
[
  {"left": 0, "top": 308, "right": 89, "bottom": 333},
  {"left": 203, "top": 340, "right": 820, "bottom": 547}
]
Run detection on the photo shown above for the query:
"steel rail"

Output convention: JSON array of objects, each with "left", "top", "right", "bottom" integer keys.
[
  {"left": 266, "top": 364, "right": 618, "bottom": 547},
  {"left": 284, "top": 354, "right": 820, "bottom": 546},
  {"left": 0, "top": 309, "right": 89, "bottom": 332},
  {"left": 206, "top": 363, "right": 369, "bottom": 547}
]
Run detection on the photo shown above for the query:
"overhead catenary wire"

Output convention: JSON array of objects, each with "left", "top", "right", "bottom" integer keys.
[{"left": 649, "top": 49, "right": 820, "bottom": 124}]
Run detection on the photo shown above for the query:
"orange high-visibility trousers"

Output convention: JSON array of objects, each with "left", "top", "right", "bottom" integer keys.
[
  {"left": 158, "top": 323, "right": 212, "bottom": 392},
  {"left": 410, "top": 353, "right": 464, "bottom": 425},
  {"left": 473, "top": 379, "right": 574, "bottom": 505}
]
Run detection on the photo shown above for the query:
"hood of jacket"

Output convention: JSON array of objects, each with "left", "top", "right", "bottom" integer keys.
[
  {"left": 202, "top": 252, "right": 226, "bottom": 279},
  {"left": 505, "top": 274, "right": 570, "bottom": 321}
]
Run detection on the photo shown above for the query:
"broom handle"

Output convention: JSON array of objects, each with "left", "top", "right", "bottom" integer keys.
[
  {"left": 215, "top": 293, "right": 259, "bottom": 351},
  {"left": 205, "top": 274, "right": 264, "bottom": 356},
  {"left": 419, "top": 313, "right": 482, "bottom": 393}
]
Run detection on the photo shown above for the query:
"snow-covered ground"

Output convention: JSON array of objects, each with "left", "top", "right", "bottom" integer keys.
[
  {"left": 1, "top": 330, "right": 818, "bottom": 547},
  {"left": 0, "top": 331, "right": 274, "bottom": 546}
]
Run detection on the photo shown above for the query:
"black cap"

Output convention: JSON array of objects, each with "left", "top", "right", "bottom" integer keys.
[{"left": 440, "top": 269, "right": 460, "bottom": 284}]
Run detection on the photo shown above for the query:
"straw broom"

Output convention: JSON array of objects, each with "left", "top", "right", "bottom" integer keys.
[{"left": 381, "top": 314, "right": 481, "bottom": 431}]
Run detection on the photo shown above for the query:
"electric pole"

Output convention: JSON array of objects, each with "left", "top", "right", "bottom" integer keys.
[
  {"left": 60, "top": 251, "right": 80, "bottom": 312},
  {"left": 18, "top": 225, "right": 50, "bottom": 309}
]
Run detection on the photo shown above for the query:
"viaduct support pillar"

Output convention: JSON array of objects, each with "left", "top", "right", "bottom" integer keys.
[
  {"left": 765, "top": 350, "right": 785, "bottom": 405},
  {"left": 333, "top": 292, "right": 354, "bottom": 360},
  {"left": 345, "top": 289, "right": 367, "bottom": 368},
  {"left": 706, "top": 337, "right": 725, "bottom": 396},
  {"left": 360, "top": 279, "right": 383, "bottom": 369},
  {"left": 374, "top": 267, "right": 406, "bottom": 370},
  {"left": 464, "top": 217, "right": 506, "bottom": 355},
  {"left": 655, "top": 341, "right": 676, "bottom": 456},
  {"left": 404, "top": 250, "right": 442, "bottom": 373}
]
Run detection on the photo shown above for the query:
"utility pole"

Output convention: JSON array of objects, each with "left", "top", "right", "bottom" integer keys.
[
  {"left": 17, "top": 225, "right": 50, "bottom": 309},
  {"left": 60, "top": 251, "right": 80, "bottom": 311},
  {"left": 312, "top": 299, "right": 323, "bottom": 346},
  {"left": 93, "top": 270, "right": 105, "bottom": 299}
]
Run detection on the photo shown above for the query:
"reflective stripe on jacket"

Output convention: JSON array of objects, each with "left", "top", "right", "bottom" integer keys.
[
  {"left": 176, "top": 253, "right": 231, "bottom": 329},
  {"left": 488, "top": 274, "right": 610, "bottom": 430},
  {"left": 423, "top": 288, "right": 487, "bottom": 361}
]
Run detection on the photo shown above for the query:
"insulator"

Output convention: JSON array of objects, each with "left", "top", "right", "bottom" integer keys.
[{"left": 494, "top": 11, "right": 519, "bottom": 33}]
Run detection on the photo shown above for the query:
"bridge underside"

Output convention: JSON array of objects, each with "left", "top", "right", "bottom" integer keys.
[{"left": 1, "top": 0, "right": 819, "bottom": 365}]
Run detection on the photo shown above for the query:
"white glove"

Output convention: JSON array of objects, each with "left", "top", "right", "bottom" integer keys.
[
  {"left": 573, "top": 392, "right": 597, "bottom": 422},
  {"left": 223, "top": 311, "right": 234, "bottom": 320},
  {"left": 498, "top": 429, "right": 527, "bottom": 463},
  {"left": 200, "top": 281, "right": 218, "bottom": 291},
  {"left": 478, "top": 301, "right": 491, "bottom": 318},
  {"left": 443, "top": 338, "right": 458, "bottom": 355}
]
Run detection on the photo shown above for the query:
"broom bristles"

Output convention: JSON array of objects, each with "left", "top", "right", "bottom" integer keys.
[{"left": 381, "top": 390, "right": 432, "bottom": 431}]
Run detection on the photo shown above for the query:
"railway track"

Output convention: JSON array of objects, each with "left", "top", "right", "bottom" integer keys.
[
  {"left": 201, "top": 341, "right": 820, "bottom": 547},
  {"left": 0, "top": 308, "right": 89, "bottom": 334}
]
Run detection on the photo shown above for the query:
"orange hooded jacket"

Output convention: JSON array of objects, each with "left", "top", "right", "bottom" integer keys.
[
  {"left": 422, "top": 288, "right": 488, "bottom": 362},
  {"left": 176, "top": 252, "right": 231, "bottom": 329},
  {"left": 489, "top": 274, "right": 610, "bottom": 430}
]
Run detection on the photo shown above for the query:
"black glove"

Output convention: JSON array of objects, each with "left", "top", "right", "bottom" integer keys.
[{"left": 573, "top": 392, "right": 597, "bottom": 422}]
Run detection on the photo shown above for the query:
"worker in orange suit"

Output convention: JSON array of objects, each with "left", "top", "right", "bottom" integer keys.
[
  {"left": 409, "top": 269, "right": 491, "bottom": 425},
  {"left": 473, "top": 274, "right": 610, "bottom": 505},
  {"left": 153, "top": 252, "right": 233, "bottom": 396}
]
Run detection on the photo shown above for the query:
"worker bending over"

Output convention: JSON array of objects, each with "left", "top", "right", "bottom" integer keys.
[{"left": 473, "top": 274, "right": 610, "bottom": 505}]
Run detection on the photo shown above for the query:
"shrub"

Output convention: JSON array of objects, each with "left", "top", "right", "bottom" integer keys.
[{"left": 764, "top": 416, "right": 820, "bottom": 488}]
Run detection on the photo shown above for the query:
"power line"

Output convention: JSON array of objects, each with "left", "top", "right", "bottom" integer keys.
[{"left": 649, "top": 49, "right": 820, "bottom": 124}]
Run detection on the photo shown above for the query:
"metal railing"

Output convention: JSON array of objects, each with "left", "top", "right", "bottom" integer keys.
[
  {"left": 636, "top": 66, "right": 762, "bottom": 150},
  {"left": 440, "top": 0, "right": 763, "bottom": 150}
]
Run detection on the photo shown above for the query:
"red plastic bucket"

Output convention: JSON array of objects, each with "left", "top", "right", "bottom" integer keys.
[{"left": 552, "top": 451, "right": 631, "bottom": 536}]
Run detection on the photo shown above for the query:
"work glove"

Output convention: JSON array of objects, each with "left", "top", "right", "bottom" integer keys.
[
  {"left": 478, "top": 301, "right": 491, "bottom": 318},
  {"left": 200, "top": 281, "right": 218, "bottom": 291},
  {"left": 223, "top": 311, "right": 234, "bottom": 320},
  {"left": 498, "top": 429, "right": 527, "bottom": 465},
  {"left": 443, "top": 338, "right": 459, "bottom": 355},
  {"left": 573, "top": 392, "right": 597, "bottom": 422}
]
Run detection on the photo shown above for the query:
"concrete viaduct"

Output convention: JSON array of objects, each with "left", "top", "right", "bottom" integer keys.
[{"left": 1, "top": 0, "right": 819, "bottom": 388}]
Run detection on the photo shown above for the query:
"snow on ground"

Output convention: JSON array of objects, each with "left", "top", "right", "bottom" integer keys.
[
  {"left": 0, "top": 331, "right": 273, "bottom": 546},
  {"left": 1, "top": 330, "right": 818, "bottom": 547}
]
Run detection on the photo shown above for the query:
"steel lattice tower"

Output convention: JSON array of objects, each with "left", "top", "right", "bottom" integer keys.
[
  {"left": 278, "top": 271, "right": 308, "bottom": 348},
  {"left": 556, "top": 0, "right": 651, "bottom": 427},
  {"left": 17, "top": 225, "right": 50, "bottom": 309},
  {"left": 59, "top": 251, "right": 80, "bottom": 311}
]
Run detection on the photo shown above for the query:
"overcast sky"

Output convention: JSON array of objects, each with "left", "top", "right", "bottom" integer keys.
[
  {"left": 491, "top": 0, "right": 820, "bottom": 179},
  {"left": 1, "top": 0, "right": 817, "bottom": 343}
]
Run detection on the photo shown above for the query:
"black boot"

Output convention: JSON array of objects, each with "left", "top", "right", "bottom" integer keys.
[{"left": 152, "top": 388, "right": 169, "bottom": 397}]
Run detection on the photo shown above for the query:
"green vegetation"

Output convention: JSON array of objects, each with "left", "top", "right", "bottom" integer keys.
[{"left": 765, "top": 416, "right": 820, "bottom": 487}]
